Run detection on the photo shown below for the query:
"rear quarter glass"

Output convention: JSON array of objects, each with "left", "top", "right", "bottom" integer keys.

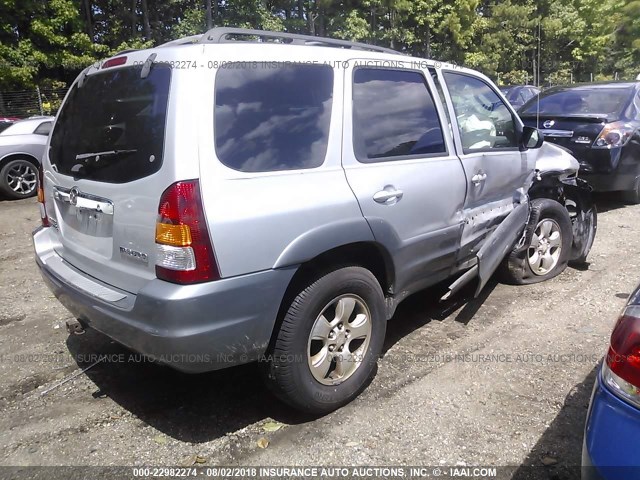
[
  {"left": 49, "top": 65, "right": 172, "bottom": 183},
  {"left": 214, "top": 63, "right": 334, "bottom": 173}
]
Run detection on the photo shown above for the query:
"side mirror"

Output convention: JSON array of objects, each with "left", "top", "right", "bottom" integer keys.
[{"left": 521, "top": 126, "right": 544, "bottom": 150}]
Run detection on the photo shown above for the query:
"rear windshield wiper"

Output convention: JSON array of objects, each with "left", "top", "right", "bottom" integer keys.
[{"left": 75, "top": 149, "right": 137, "bottom": 160}]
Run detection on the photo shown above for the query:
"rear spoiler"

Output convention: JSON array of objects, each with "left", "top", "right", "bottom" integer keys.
[{"left": 519, "top": 113, "right": 611, "bottom": 123}]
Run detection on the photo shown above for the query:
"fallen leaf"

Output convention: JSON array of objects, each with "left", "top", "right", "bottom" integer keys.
[
  {"left": 153, "top": 435, "right": 168, "bottom": 445},
  {"left": 195, "top": 456, "right": 207, "bottom": 464},
  {"left": 257, "top": 437, "right": 269, "bottom": 449},
  {"left": 262, "top": 421, "right": 284, "bottom": 432},
  {"left": 180, "top": 455, "right": 197, "bottom": 467},
  {"left": 541, "top": 456, "right": 558, "bottom": 466}
]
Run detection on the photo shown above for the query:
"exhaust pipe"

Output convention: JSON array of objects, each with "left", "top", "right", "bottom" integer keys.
[{"left": 65, "top": 318, "right": 85, "bottom": 335}]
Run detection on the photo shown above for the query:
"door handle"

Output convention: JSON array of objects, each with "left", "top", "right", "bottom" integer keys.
[
  {"left": 471, "top": 173, "right": 487, "bottom": 185},
  {"left": 373, "top": 188, "right": 404, "bottom": 204}
]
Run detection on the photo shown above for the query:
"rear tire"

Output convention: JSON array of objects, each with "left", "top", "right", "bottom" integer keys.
[
  {"left": 0, "top": 158, "right": 38, "bottom": 199},
  {"left": 499, "top": 198, "right": 573, "bottom": 285},
  {"left": 263, "top": 266, "right": 386, "bottom": 414}
]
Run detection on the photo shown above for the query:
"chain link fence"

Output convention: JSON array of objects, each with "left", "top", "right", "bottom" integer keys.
[{"left": 0, "top": 88, "right": 69, "bottom": 118}]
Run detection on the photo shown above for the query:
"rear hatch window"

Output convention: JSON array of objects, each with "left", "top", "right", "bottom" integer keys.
[
  {"left": 50, "top": 65, "right": 171, "bottom": 183},
  {"left": 520, "top": 87, "right": 631, "bottom": 117}
]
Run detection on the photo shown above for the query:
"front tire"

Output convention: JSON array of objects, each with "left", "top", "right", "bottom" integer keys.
[
  {"left": 499, "top": 198, "right": 573, "bottom": 285},
  {"left": 569, "top": 203, "right": 597, "bottom": 265},
  {"left": 0, "top": 158, "right": 38, "bottom": 199},
  {"left": 263, "top": 267, "right": 386, "bottom": 414}
]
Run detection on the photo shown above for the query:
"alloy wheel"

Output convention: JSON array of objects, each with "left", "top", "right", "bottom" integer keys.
[
  {"left": 6, "top": 161, "right": 37, "bottom": 196},
  {"left": 307, "top": 294, "right": 372, "bottom": 385},
  {"left": 528, "top": 218, "right": 562, "bottom": 275}
]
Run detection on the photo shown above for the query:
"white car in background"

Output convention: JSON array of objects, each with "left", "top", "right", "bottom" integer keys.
[{"left": 0, "top": 116, "right": 54, "bottom": 199}]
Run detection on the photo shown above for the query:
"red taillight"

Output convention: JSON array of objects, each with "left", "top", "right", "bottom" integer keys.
[
  {"left": 37, "top": 167, "right": 49, "bottom": 227},
  {"left": 102, "top": 56, "right": 127, "bottom": 69},
  {"left": 154, "top": 180, "right": 220, "bottom": 284},
  {"left": 606, "top": 311, "right": 640, "bottom": 388}
]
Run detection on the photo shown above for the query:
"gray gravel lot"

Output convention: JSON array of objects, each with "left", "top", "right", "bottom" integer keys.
[{"left": 0, "top": 194, "right": 638, "bottom": 478}]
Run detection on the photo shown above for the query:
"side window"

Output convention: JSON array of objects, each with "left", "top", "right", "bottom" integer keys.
[
  {"left": 523, "top": 88, "right": 537, "bottom": 102},
  {"left": 517, "top": 91, "right": 528, "bottom": 104},
  {"left": 34, "top": 121, "right": 52, "bottom": 136},
  {"left": 215, "top": 64, "right": 334, "bottom": 173},
  {"left": 443, "top": 72, "right": 518, "bottom": 152},
  {"left": 352, "top": 68, "right": 446, "bottom": 162}
]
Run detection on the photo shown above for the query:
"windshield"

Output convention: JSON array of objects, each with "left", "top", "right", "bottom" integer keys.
[
  {"left": 49, "top": 65, "right": 171, "bottom": 183},
  {"left": 520, "top": 87, "right": 632, "bottom": 117}
]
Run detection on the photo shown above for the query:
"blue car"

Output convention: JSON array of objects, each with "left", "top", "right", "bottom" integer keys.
[{"left": 583, "top": 283, "right": 640, "bottom": 479}]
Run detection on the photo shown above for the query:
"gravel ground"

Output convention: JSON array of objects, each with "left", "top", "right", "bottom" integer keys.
[{"left": 0, "top": 194, "right": 638, "bottom": 479}]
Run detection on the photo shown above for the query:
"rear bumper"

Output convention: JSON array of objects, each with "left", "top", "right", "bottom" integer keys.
[
  {"left": 570, "top": 145, "right": 639, "bottom": 192},
  {"left": 33, "top": 226, "right": 295, "bottom": 373},
  {"left": 582, "top": 365, "right": 640, "bottom": 479},
  {"left": 580, "top": 171, "right": 638, "bottom": 193}
]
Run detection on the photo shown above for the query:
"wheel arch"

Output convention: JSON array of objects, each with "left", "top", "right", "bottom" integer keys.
[
  {"left": 528, "top": 172, "right": 567, "bottom": 203},
  {"left": 286, "top": 241, "right": 395, "bottom": 296},
  {"left": 267, "top": 241, "right": 396, "bottom": 354},
  {"left": 528, "top": 173, "right": 597, "bottom": 263},
  {"left": 0, "top": 152, "right": 40, "bottom": 170}
]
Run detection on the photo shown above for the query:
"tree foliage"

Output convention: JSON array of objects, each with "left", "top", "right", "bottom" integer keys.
[{"left": 0, "top": 0, "right": 638, "bottom": 90}]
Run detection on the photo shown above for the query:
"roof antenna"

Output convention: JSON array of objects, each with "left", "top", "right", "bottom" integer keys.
[
  {"left": 141, "top": 53, "right": 157, "bottom": 79},
  {"left": 78, "top": 66, "right": 90, "bottom": 88},
  {"left": 536, "top": 20, "right": 541, "bottom": 129}
]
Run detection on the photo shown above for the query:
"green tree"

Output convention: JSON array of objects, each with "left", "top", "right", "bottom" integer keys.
[{"left": 0, "top": 0, "right": 107, "bottom": 89}]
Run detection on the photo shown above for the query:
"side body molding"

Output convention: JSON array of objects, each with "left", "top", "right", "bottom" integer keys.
[{"left": 273, "top": 218, "right": 376, "bottom": 269}]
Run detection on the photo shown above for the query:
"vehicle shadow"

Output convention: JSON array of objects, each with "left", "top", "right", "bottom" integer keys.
[
  {"left": 510, "top": 365, "right": 597, "bottom": 480},
  {"left": 65, "top": 330, "right": 309, "bottom": 443},
  {"left": 65, "top": 277, "right": 496, "bottom": 444},
  {"left": 592, "top": 192, "right": 629, "bottom": 213},
  {"left": 383, "top": 277, "right": 497, "bottom": 353}
]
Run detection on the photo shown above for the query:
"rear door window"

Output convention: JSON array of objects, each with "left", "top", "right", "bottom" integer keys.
[
  {"left": 49, "top": 65, "right": 171, "bottom": 183},
  {"left": 215, "top": 64, "right": 334, "bottom": 172},
  {"left": 352, "top": 68, "right": 446, "bottom": 162}
]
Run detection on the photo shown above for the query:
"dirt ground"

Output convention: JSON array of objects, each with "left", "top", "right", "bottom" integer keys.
[{"left": 0, "top": 193, "right": 638, "bottom": 478}]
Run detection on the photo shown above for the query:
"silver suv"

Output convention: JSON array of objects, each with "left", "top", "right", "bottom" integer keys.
[{"left": 33, "top": 28, "right": 596, "bottom": 413}]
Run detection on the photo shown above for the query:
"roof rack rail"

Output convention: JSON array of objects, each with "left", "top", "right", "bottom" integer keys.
[
  {"left": 199, "top": 27, "right": 400, "bottom": 55},
  {"left": 158, "top": 34, "right": 203, "bottom": 48}
]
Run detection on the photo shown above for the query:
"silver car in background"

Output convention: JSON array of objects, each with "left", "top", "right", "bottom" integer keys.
[{"left": 0, "top": 116, "right": 54, "bottom": 199}]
